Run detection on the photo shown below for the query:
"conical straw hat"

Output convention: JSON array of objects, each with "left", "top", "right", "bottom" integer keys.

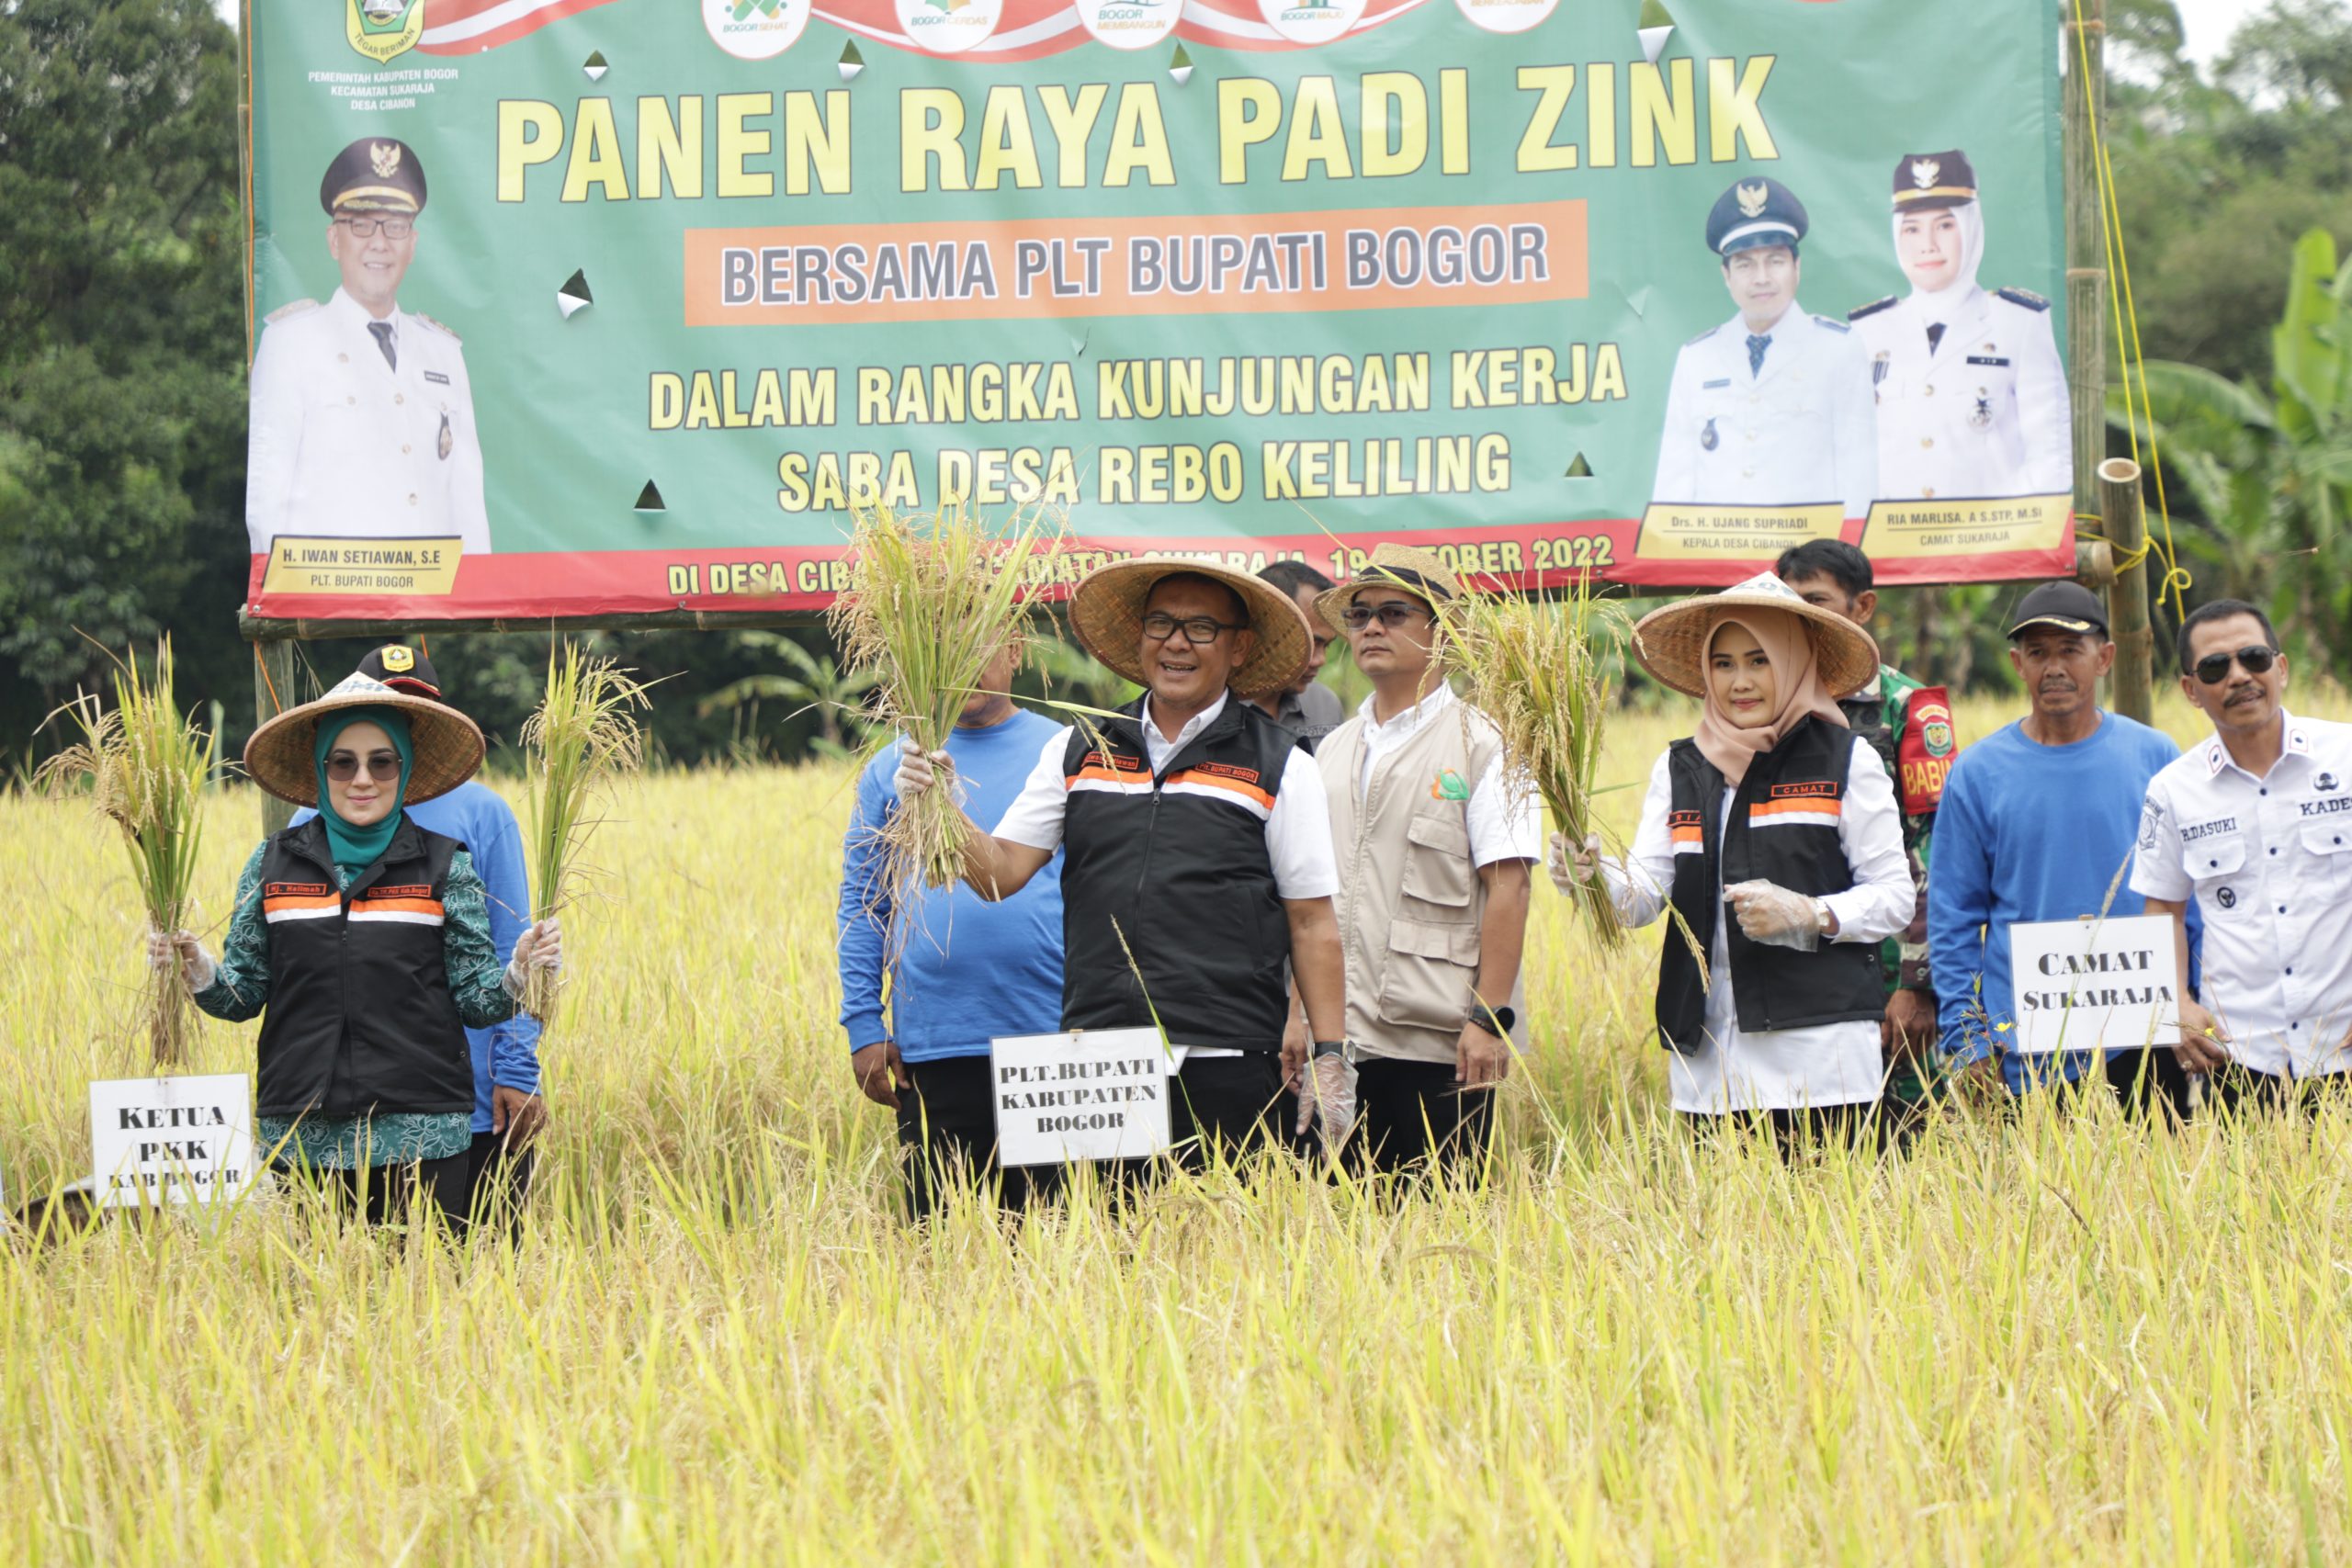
[
  {"left": 1314, "top": 543, "right": 1464, "bottom": 634},
  {"left": 1630, "top": 570, "right": 1881, "bottom": 699},
  {"left": 243, "top": 671, "right": 486, "bottom": 807},
  {"left": 1069, "top": 558, "right": 1311, "bottom": 698}
]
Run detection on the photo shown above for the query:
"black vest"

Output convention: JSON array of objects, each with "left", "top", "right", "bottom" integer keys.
[
  {"left": 252, "top": 818, "right": 476, "bottom": 1119},
  {"left": 1656, "top": 716, "right": 1884, "bottom": 1051},
  {"left": 1058, "top": 696, "right": 1298, "bottom": 1053}
]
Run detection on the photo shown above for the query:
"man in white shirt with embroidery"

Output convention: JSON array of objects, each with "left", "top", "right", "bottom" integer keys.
[{"left": 2132, "top": 599, "right": 2352, "bottom": 1109}]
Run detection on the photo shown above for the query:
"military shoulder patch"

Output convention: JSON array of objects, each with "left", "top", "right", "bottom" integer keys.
[
  {"left": 1848, "top": 295, "right": 1898, "bottom": 322},
  {"left": 412, "top": 312, "right": 462, "bottom": 344},
  {"left": 1812, "top": 314, "right": 1850, "bottom": 333},
  {"left": 1684, "top": 324, "right": 1719, "bottom": 346},
  {"left": 1995, "top": 286, "right": 2051, "bottom": 311},
  {"left": 263, "top": 298, "right": 321, "bottom": 326}
]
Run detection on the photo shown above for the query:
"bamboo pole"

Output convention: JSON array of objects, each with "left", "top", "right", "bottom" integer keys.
[
  {"left": 2098, "top": 457, "right": 2154, "bottom": 723},
  {"left": 251, "top": 637, "right": 300, "bottom": 837},
  {"left": 2063, "top": 0, "right": 2108, "bottom": 521}
]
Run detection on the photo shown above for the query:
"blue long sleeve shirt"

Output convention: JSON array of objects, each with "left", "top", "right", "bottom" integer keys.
[
  {"left": 838, "top": 709, "right": 1066, "bottom": 1061},
  {"left": 1928, "top": 710, "right": 2188, "bottom": 1091},
  {"left": 292, "top": 779, "right": 541, "bottom": 1130}
]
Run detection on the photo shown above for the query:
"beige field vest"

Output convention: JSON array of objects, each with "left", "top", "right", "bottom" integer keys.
[{"left": 1318, "top": 694, "right": 1527, "bottom": 1065}]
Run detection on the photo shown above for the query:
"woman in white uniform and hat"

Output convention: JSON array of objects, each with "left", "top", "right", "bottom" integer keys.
[
  {"left": 149, "top": 668, "right": 561, "bottom": 1225},
  {"left": 1849, "top": 149, "right": 2071, "bottom": 504},
  {"left": 1549, "top": 573, "right": 1916, "bottom": 1147}
]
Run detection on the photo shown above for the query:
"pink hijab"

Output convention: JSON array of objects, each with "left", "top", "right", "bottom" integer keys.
[{"left": 1693, "top": 608, "right": 1849, "bottom": 785}]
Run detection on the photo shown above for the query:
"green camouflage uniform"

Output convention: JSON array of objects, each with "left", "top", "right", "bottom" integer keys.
[{"left": 1838, "top": 664, "right": 1942, "bottom": 1111}]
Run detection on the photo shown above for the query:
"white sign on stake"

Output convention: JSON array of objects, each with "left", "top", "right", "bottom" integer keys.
[
  {"left": 991, "top": 1027, "right": 1173, "bottom": 1168},
  {"left": 2007, "top": 914, "right": 2182, "bottom": 1055},
  {"left": 89, "top": 1073, "right": 255, "bottom": 1209}
]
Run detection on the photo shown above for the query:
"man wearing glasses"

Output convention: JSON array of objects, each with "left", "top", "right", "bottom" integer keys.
[
  {"left": 893, "top": 562, "right": 1347, "bottom": 1165},
  {"left": 246, "top": 137, "right": 490, "bottom": 558},
  {"left": 1306, "top": 545, "right": 1537, "bottom": 1174},
  {"left": 2132, "top": 600, "right": 2352, "bottom": 1110}
]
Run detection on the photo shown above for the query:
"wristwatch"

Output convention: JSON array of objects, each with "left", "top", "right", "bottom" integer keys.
[
  {"left": 1814, "top": 898, "right": 1837, "bottom": 936},
  {"left": 1312, "top": 1039, "right": 1349, "bottom": 1061},
  {"left": 1466, "top": 1005, "right": 1515, "bottom": 1038}
]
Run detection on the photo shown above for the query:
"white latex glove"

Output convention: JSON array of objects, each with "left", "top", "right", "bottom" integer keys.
[
  {"left": 1724, "top": 881, "right": 1822, "bottom": 953},
  {"left": 503, "top": 915, "right": 563, "bottom": 997},
  {"left": 146, "top": 929, "right": 216, "bottom": 993},
  {"left": 1292, "top": 1052, "right": 1358, "bottom": 1156},
  {"left": 893, "top": 740, "right": 952, "bottom": 802},
  {"left": 1545, "top": 831, "right": 1603, "bottom": 896}
]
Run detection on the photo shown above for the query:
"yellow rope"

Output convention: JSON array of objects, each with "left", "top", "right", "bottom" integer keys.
[{"left": 2071, "top": 0, "right": 2193, "bottom": 618}]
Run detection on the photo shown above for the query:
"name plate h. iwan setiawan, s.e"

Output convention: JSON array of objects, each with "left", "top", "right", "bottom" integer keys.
[
  {"left": 990, "top": 1027, "right": 1173, "bottom": 1168},
  {"left": 2007, "top": 914, "right": 2182, "bottom": 1056},
  {"left": 262, "top": 536, "right": 462, "bottom": 596}
]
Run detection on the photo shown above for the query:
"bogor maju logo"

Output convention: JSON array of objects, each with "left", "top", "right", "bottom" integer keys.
[{"left": 346, "top": 0, "right": 424, "bottom": 62}]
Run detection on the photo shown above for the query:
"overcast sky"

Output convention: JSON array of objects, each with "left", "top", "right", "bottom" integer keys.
[{"left": 215, "top": 0, "right": 2280, "bottom": 56}]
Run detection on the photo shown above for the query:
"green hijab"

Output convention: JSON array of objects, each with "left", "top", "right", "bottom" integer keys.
[{"left": 312, "top": 707, "right": 413, "bottom": 877}]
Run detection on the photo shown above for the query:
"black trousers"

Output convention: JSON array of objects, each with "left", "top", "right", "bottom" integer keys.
[
  {"left": 2205, "top": 1063, "right": 2347, "bottom": 1117},
  {"left": 896, "top": 1055, "right": 1060, "bottom": 1219},
  {"left": 464, "top": 1130, "right": 537, "bottom": 1235},
  {"left": 309, "top": 1154, "right": 471, "bottom": 1226},
  {"left": 1164, "top": 1054, "right": 1286, "bottom": 1168},
  {"left": 1350, "top": 1057, "right": 1496, "bottom": 1177},
  {"left": 1681, "top": 1101, "right": 1883, "bottom": 1156},
  {"left": 2098, "top": 1046, "right": 2197, "bottom": 1122}
]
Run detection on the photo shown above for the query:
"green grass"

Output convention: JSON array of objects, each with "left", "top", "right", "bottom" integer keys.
[{"left": 2, "top": 690, "right": 2349, "bottom": 1562}]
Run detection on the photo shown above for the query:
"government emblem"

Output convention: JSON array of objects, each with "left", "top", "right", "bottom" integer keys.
[
  {"left": 1700, "top": 416, "right": 1718, "bottom": 452},
  {"left": 345, "top": 0, "right": 424, "bottom": 62}
]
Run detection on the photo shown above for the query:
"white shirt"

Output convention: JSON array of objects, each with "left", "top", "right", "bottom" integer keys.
[
  {"left": 1351, "top": 683, "right": 1542, "bottom": 867},
  {"left": 1606, "top": 735, "right": 1914, "bottom": 1113},
  {"left": 246, "top": 288, "right": 491, "bottom": 555},
  {"left": 1850, "top": 285, "right": 2070, "bottom": 502},
  {"left": 1650, "top": 302, "right": 1879, "bottom": 521},
  {"left": 2128, "top": 712, "right": 2352, "bottom": 1079},
  {"left": 992, "top": 694, "right": 1340, "bottom": 899}
]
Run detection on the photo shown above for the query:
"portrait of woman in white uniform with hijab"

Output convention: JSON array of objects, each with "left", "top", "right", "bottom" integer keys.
[{"left": 1848, "top": 150, "right": 2071, "bottom": 505}]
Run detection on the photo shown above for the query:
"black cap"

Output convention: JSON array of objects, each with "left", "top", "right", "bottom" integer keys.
[
  {"left": 1706, "top": 176, "right": 1807, "bottom": 258},
  {"left": 320, "top": 138, "right": 427, "bottom": 218},
  {"left": 2006, "top": 581, "right": 2109, "bottom": 641},
  {"left": 356, "top": 644, "right": 444, "bottom": 699},
  {"left": 1891, "top": 150, "right": 1978, "bottom": 212}
]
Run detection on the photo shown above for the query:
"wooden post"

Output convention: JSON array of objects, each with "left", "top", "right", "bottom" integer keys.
[
  {"left": 2063, "top": 0, "right": 2108, "bottom": 522},
  {"left": 251, "top": 637, "right": 299, "bottom": 837},
  {"left": 2098, "top": 457, "right": 2154, "bottom": 723}
]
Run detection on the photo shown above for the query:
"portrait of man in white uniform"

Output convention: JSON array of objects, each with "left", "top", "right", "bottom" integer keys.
[{"left": 245, "top": 137, "right": 490, "bottom": 558}]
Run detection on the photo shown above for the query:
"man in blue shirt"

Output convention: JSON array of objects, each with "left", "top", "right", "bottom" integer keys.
[
  {"left": 838, "top": 638, "right": 1066, "bottom": 1217},
  {"left": 1928, "top": 582, "right": 2194, "bottom": 1114},
  {"left": 290, "top": 644, "right": 545, "bottom": 1224}
]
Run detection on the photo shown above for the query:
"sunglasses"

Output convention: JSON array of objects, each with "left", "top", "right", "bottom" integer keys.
[
  {"left": 325, "top": 750, "right": 401, "bottom": 783},
  {"left": 2192, "top": 645, "right": 2278, "bottom": 686},
  {"left": 1340, "top": 602, "right": 1433, "bottom": 631}
]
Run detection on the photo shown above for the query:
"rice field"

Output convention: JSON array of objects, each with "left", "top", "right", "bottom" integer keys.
[{"left": 4, "top": 687, "right": 2351, "bottom": 1563}]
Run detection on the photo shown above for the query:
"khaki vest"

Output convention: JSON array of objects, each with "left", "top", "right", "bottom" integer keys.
[{"left": 1319, "top": 694, "right": 1527, "bottom": 1064}]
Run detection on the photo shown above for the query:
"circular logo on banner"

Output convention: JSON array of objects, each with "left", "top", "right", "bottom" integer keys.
[
  {"left": 702, "top": 0, "right": 809, "bottom": 60},
  {"left": 1453, "top": 0, "right": 1557, "bottom": 35},
  {"left": 898, "top": 0, "right": 1004, "bottom": 54},
  {"left": 1257, "top": 0, "right": 1367, "bottom": 47},
  {"left": 1075, "top": 0, "right": 1180, "bottom": 50}
]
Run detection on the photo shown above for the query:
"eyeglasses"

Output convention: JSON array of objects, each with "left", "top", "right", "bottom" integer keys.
[
  {"left": 2192, "top": 645, "right": 2278, "bottom": 685},
  {"left": 1340, "top": 602, "right": 1433, "bottom": 631},
  {"left": 325, "top": 750, "right": 401, "bottom": 783},
  {"left": 1140, "top": 612, "right": 1241, "bottom": 646},
  {"left": 337, "top": 217, "right": 414, "bottom": 240}
]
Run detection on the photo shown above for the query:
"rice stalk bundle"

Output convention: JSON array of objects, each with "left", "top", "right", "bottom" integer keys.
[
  {"left": 38, "top": 638, "right": 218, "bottom": 1064},
  {"left": 828, "top": 499, "right": 1061, "bottom": 897},
  {"left": 1436, "top": 574, "right": 1627, "bottom": 945},
  {"left": 519, "top": 643, "right": 650, "bottom": 1021}
]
